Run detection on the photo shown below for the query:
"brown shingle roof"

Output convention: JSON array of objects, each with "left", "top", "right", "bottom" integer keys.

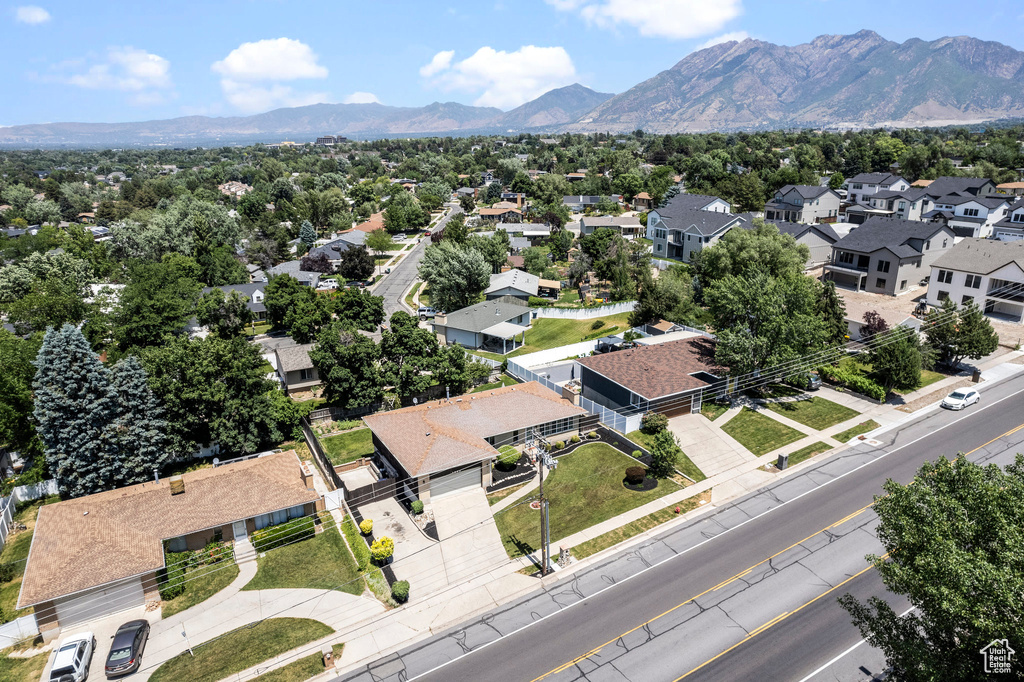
[
  {"left": 363, "top": 382, "right": 585, "bottom": 477},
  {"left": 19, "top": 452, "right": 318, "bottom": 607},
  {"left": 577, "top": 338, "right": 723, "bottom": 400}
]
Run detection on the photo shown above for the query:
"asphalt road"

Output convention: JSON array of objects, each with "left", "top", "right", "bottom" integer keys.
[
  {"left": 375, "top": 205, "right": 462, "bottom": 319},
  {"left": 337, "top": 369, "right": 1024, "bottom": 682}
]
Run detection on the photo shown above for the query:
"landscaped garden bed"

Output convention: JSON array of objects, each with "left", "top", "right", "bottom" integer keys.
[{"left": 624, "top": 429, "right": 705, "bottom": 482}]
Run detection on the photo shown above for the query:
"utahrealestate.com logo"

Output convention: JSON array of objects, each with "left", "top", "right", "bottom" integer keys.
[{"left": 981, "top": 639, "right": 1016, "bottom": 674}]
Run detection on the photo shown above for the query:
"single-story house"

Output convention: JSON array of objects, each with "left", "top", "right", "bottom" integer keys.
[
  {"left": 479, "top": 206, "right": 522, "bottom": 223},
  {"left": 579, "top": 215, "right": 644, "bottom": 238},
  {"left": 485, "top": 269, "right": 539, "bottom": 300},
  {"left": 275, "top": 343, "right": 320, "bottom": 394},
  {"left": 432, "top": 296, "right": 533, "bottom": 354},
  {"left": 562, "top": 195, "right": 624, "bottom": 212},
  {"left": 576, "top": 337, "right": 724, "bottom": 417},
  {"left": 841, "top": 299, "right": 922, "bottom": 342},
  {"left": 266, "top": 261, "right": 322, "bottom": 288},
  {"left": 19, "top": 452, "right": 320, "bottom": 640},
  {"left": 363, "top": 382, "right": 586, "bottom": 502}
]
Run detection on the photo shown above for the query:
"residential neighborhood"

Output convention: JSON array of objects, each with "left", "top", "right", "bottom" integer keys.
[{"left": 2, "top": 10, "right": 1024, "bottom": 682}]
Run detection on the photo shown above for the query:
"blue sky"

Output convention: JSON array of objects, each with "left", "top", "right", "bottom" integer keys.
[{"left": 4, "top": 0, "right": 1024, "bottom": 126}]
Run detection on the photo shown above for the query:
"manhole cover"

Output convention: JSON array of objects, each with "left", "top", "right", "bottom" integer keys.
[{"left": 529, "top": 501, "right": 541, "bottom": 510}]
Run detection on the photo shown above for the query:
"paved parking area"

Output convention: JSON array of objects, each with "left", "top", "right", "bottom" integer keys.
[{"left": 40, "top": 604, "right": 153, "bottom": 682}]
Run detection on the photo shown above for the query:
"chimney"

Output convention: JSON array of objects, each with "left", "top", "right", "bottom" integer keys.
[
  {"left": 169, "top": 475, "right": 185, "bottom": 495},
  {"left": 153, "top": 469, "right": 160, "bottom": 484}
]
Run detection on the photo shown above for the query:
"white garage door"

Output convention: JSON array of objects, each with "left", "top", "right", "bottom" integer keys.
[
  {"left": 429, "top": 466, "right": 480, "bottom": 500},
  {"left": 56, "top": 577, "right": 145, "bottom": 628}
]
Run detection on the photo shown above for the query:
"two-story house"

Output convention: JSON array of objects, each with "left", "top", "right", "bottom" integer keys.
[
  {"left": 823, "top": 217, "right": 956, "bottom": 296},
  {"left": 922, "top": 195, "right": 1010, "bottom": 238},
  {"left": 920, "top": 176, "right": 996, "bottom": 200},
  {"left": 992, "top": 198, "right": 1024, "bottom": 241},
  {"left": 201, "top": 283, "right": 268, "bottom": 322},
  {"left": 647, "top": 202, "right": 743, "bottom": 262},
  {"left": 843, "top": 173, "right": 910, "bottom": 206},
  {"left": 763, "top": 185, "right": 841, "bottom": 224},
  {"left": 844, "top": 188, "right": 934, "bottom": 224},
  {"left": 927, "top": 238, "right": 1024, "bottom": 323}
]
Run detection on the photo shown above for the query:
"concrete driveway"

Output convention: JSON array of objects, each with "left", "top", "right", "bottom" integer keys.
[
  {"left": 431, "top": 489, "right": 508, "bottom": 586},
  {"left": 38, "top": 604, "right": 153, "bottom": 682},
  {"left": 668, "top": 413, "right": 757, "bottom": 478},
  {"left": 356, "top": 497, "right": 447, "bottom": 593}
]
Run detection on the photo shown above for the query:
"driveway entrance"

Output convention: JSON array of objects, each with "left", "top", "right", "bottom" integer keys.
[{"left": 431, "top": 489, "right": 508, "bottom": 586}]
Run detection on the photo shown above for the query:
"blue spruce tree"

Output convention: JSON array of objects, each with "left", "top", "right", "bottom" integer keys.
[
  {"left": 108, "top": 355, "right": 170, "bottom": 486},
  {"left": 299, "top": 220, "right": 317, "bottom": 253},
  {"left": 32, "top": 324, "right": 117, "bottom": 498}
]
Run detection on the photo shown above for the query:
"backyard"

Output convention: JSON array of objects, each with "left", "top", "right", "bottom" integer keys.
[
  {"left": 472, "top": 312, "right": 633, "bottom": 361},
  {"left": 493, "top": 443, "right": 681, "bottom": 558},
  {"left": 764, "top": 397, "right": 860, "bottom": 431},
  {"left": 320, "top": 428, "right": 374, "bottom": 466},
  {"left": 0, "top": 496, "right": 60, "bottom": 625},
  {"left": 721, "top": 408, "right": 806, "bottom": 456},
  {"left": 149, "top": 618, "right": 333, "bottom": 682},
  {"left": 243, "top": 521, "right": 363, "bottom": 595},
  {"left": 470, "top": 374, "right": 517, "bottom": 393}
]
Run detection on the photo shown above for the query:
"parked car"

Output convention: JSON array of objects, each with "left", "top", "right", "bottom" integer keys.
[
  {"left": 418, "top": 306, "right": 438, "bottom": 320},
  {"left": 49, "top": 632, "right": 94, "bottom": 682},
  {"left": 318, "top": 279, "right": 339, "bottom": 290},
  {"left": 941, "top": 388, "right": 980, "bottom": 411},
  {"left": 392, "top": 233, "right": 406, "bottom": 241},
  {"left": 104, "top": 620, "right": 150, "bottom": 678}
]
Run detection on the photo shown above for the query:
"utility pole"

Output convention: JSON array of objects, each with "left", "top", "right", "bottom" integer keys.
[{"left": 529, "top": 427, "right": 554, "bottom": 576}]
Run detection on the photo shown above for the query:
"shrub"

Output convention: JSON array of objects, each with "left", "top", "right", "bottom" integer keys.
[
  {"left": 640, "top": 412, "right": 669, "bottom": 434},
  {"left": 341, "top": 518, "right": 371, "bottom": 572},
  {"left": 554, "top": 440, "right": 565, "bottom": 450},
  {"left": 632, "top": 450, "right": 642, "bottom": 458},
  {"left": 496, "top": 445, "right": 521, "bottom": 469},
  {"left": 587, "top": 431, "right": 600, "bottom": 439},
  {"left": 591, "top": 319, "right": 605, "bottom": 330},
  {"left": 371, "top": 536, "right": 395, "bottom": 563},
  {"left": 570, "top": 434, "right": 580, "bottom": 443},
  {"left": 528, "top": 296, "right": 552, "bottom": 307},
  {"left": 817, "top": 365, "right": 886, "bottom": 401},
  {"left": 411, "top": 500, "right": 424, "bottom": 515},
  {"left": 158, "top": 550, "right": 190, "bottom": 600},
  {"left": 360, "top": 519, "right": 373, "bottom": 535},
  {"left": 0, "top": 563, "right": 15, "bottom": 584},
  {"left": 625, "top": 466, "right": 646, "bottom": 484},
  {"left": 391, "top": 580, "right": 410, "bottom": 603},
  {"left": 252, "top": 516, "right": 315, "bottom": 553}
]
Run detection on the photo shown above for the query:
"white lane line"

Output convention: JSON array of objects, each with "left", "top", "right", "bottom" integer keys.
[
  {"left": 796, "top": 606, "right": 915, "bottom": 682},
  {"left": 406, "top": 381, "right": 1024, "bottom": 681}
]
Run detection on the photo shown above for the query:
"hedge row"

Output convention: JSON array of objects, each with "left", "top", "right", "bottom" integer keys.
[
  {"left": 341, "top": 516, "right": 372, "bottom": 572},
  {"left": 251, "top": 516, "right": 316, "bottom": 554},
  {"left": 817, "top": 365, "right": 887, "bottom": 401}
]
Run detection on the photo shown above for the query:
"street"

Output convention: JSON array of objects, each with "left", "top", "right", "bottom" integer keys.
[{"left": 336, "top": 369, "right": 1024, "bottom": 682}]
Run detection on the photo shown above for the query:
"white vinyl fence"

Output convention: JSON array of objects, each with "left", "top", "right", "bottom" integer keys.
[
  {"left": 536, "top": 301, "right": 637, "bottom": 319},
  {"left": 0, "top": 614, "right": 39, "bottom": 647},
  {"left": 0, "top": 479, "right": 58, "bottom": 553}
]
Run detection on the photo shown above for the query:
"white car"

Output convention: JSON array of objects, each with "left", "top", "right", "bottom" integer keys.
[
  {"left": 941, "top": 388, "right": 980, "bottom": 411},
  {"left": 49, "top": 632, "right": 94, "bottom": 682}
]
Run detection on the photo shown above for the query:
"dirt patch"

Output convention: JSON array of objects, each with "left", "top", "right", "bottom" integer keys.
[{"left": 896, "top": 378, "right": 975, "bottom": 413}]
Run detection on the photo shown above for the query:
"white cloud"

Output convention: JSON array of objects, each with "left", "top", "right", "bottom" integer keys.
[
  {"left": 343, "top": 91, "right": 380, "bottom": 104},
  {"left": 419, "top": 50, "right": 454, "bottom": 78},
  {"left": 15, "top": 5, "right": 50, "bottom": 24},
  {"left": 547, "top": 0, "right": 743, "bottom": 40},
  {"left": 696, "top": 30, "right": 750, "bottom": 50},
  {"left": 420, "top": 45, "right": 577, "bottom": 110},
  {"left": 219, "top": 80, "right": 329, "bottom": 113},
  {"left": 212, "top": 38, "right": 328, "bottom": 81},
  {"left": 61, "top": 46, "right": 173, "bottom": 104}
]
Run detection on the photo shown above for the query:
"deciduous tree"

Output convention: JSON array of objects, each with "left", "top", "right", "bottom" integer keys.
[
  {"left": 196, "top": 288, "right": 254, "bottom": 338},
  {"left": 310, "top": 323, "right": 383, "bottom": 409},
  {"left": 417, "top": 240, "right": 490, "bottom": 312}
]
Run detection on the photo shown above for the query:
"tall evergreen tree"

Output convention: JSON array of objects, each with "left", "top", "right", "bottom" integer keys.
[
  {"left": 108, "top": 356, "right": 170, "bottom": 486},
  {"left": 817, "top": 280, "right": 848, "bottom": 346},
  {"left": 299, "top": 220, "right": 317, "bottom": 253},
  {"left": 33, "top": 325, "right": 117, "bottom": 498}
]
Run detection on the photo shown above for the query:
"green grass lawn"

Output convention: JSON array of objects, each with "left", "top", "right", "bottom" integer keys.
[
  {"left": 472, "top": 313, "right": 634, "bottom": 361},
  {"left": 149, "top": 618, "right": 333, "bottom": 682},
  {"left": 572, "top": 492, "right": 706, "bottom": 559},
  {"left": 834, "top": 420, "right": 881, "bottom": 443},
  {"left": 243, "top": 524, "right": 363, "bottom": 595},
  {"left": 404, "top": 281, "right": 421, "bottom": 309},
  {"left": 0, "top": 647, "right": 48, "bottom": 682},
  {"left": 319, "top": 428, "right": 373, "bottom": 466},
  {"left": 786, "top": 441, "right": 834, "bottom": 467},
  {"left": 470, "top": 375, "right": 517, "bottom": 393},
  {"left": 0, "top": 497, "right": 60, "bottom": 624},
  {"left": 493, "top": 443, "right": 681, "bottom": 558},
  {"left": 746, "top": 383, "right": 803, "bottom": 399},
  {"left": 624, "top": 430, "right": 706, "bottom": 482},
  {"left": 250, "top": 322, "right": 273, "bottom": 335},
  {"left": 765, "top": 397, "right": 860, "bottom": 431},
  {"left": 555, "top": 289, "right": 581, "bottom": 306},
  {"left": 721, "top": 408, "right": 806, "bottom": 456},
  {"left": 162, "top": 561, "right": 239, "bottom": 619},
  {"left": 256, "top": 650, "right": 332, "bottom": 682},
  {"left": 701, "top": 401, "right": 731, "bottom": 421}
]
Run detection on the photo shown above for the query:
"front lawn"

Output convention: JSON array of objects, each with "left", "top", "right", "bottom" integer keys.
[
  {"left": 0, "top": 496, "right": 60, "bottom": 623},
  {"left": 243, "top": 523, "right": 362, "bottom": 595},
  {"left": 838, "top": 356, "right": 947, "bottom": 394},
  {"left": 0, "top": 647, "right": 48, "bottom": 682},
  {"left": 701, "top": 401, "right": 730, "bottom": 421},
  {"left": 162, "top": 561, "right": 239, "bottom": 619},
  {"left": 834, "top": 420, "right": 881, "bottom": 443},
  {"left": 572, "top": 491, "right": 709, "bottom": 559},
  {"left": 149, "top": 618, "right": 333, "bottom": 682},
  {"left": 786, "top": 441, "right": 834, "bottom": 467},
  {"left": 721, "top": 408, "right": 806, "bottom": 456},
  {"left": 320, "top": 428, "right": 373, "bottom": 466},
  {"left": 493, "top": 443, "right": 681, "bottom": 558},
  {"left": 487, "top": 483, "right": 527, "bottom": 506},
  {"left": 470, "top": 374, "right": 517, "bottom": 393},
  {"left": 256, "top": 648, "right": 337, "bottom": 682},
  {"left": 404, "top": 281, "right": 421, "bottom": 309},
  {"left": 625, "top": 430, "right": 706, "bottom": 482},
  {"left": 765, "top": 397, "right": 860, "bottom": 431}
]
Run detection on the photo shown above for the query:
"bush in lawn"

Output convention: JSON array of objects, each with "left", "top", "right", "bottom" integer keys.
[
  {"left": 640, "top": 411, "right": 668, "bottom": 435},
  {"left": 632, "top": 450, "right": 642, "bottom": 458},
  {"left": 158, "top": 550, "right": 190, "bottom": 600},
  {"left": 0, "top": 562, "right": 15, "bottom": 584},
  {"left": 360, "top": 519, "right": 373, "bottom": 535},
  {"left": 591, "top": 319, "right": 605, "bottom": 330},
  {"left": 625, "top": 466, "right": 646, "bottom": 485},
  {"left": 371, "top": 536, "right": 395, "bottom": 563},
  {"left": 554, "top": 440, "right": 565, "bottom": 450},
  {"left": 570, "top": 434, "right": 580, "bottom": 443},
  {"left": 342, "top": 518, "right": 371, "bottom": 571},
  {"left": 496, "top": 445, "right": 520, "bottom": 470},
  {"left": 391, "top": 580, "right": 410, "bottom": 603},
  {"left": 528, "top": 296, "right": 552, "bottom": 307},
  {"left": 252, "top": 516, "right": 315, "bottom": 553},
  {"left": 648, "top": 430, "right": 681, "bottom": 479},
  {"left": 411, "top": 500, "right": 424, "bottom": 515}
]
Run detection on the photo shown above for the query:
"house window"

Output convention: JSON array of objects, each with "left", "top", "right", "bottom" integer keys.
[
  {"left": 876, "top": 278, "right": 887, "bottom": 289},
  {"left": 938, "top": 291, "right": 949, "bottom": 301},
  {"left": 963, "top": 208, "right": 980, "bottom": 217},
  {"left": 167, "top": 536, "right": 187, "bottom": 552},
  {"left": 1012, "top": 213, "right": 1024, "bottom": 223},
  {"left": 943, "top": 239, "right": 948, "bottom": 248},
  {"left": 852, "top": 183, "right": 863, "bottom": 190},
  {"left": 877, "top": 260, "right": 891, "bottom": 273},
  {"left": 898, "top": 201, "right": 906, "bottom": 211},
  {"left": 655, "top": 229, "right": 666, "bottom": 239},
  {"left": 965, "top": 274, "right": 982, "bottom": 289},
  {"left": 925, "top": 240, "right": 930, "bottom": 249},
  {"left": 900, "top": 280, "right": 907, "bottom": 290},
  {"left": 962, "top": 295, "right": 974, "bottom": 305},
  {"left": 838, "top": 252, "right": 855, "bottom": 265},
  {"left": 299, "top": 368, "right": 314, "bottom": 381},
  {"left": 937, "top": 270, "right": 953, "bottom": 284}
]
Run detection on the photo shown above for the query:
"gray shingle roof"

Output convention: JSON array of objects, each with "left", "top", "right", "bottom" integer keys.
[
  {"left": 656, "top": 206, "right": 742, "bottom": 236},
  {"left": 778, "top": 184, "right": 832, "bottom": 200},
  {"left": 921, "top": 176, "right": 992, "bottom": 198},
  {"left": 275, "top": 343, "right": 315, "bottom": 372},
  {"left": 580, "top": 215, "right": 643, "bottom": 228},
  {"left": 655, "top": 193, "right": 729, "bottom": 217},
  {"left": 847, "top": 173, "right": 904, "bottom": 185},
  {"left": 930, "top": 194, "right": 1007, "bottom": 209},
  {"left": 832, "top": 217, "right": 950, "bottom": 259},
  {"left": 437, "top": 295, "right": 533, "bottom": 333},
  {"left": 266, "top": 261, "right": 322, "bottom": 286},
  {"left": 930, "top": 238, "right": 1024, "bottom": 275},
  {"left": 871, "top": 188, "right": 931, "bottom": 202},
  {"left": 485, "top": 269, "right": 539, "bottom": 296}
]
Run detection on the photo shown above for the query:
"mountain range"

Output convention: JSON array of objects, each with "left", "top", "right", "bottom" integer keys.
[{"left": 3, "top": 31, "right": 1024, "bottom": 147}]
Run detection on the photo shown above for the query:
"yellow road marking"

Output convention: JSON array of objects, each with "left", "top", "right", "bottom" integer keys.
[{"left": 748, "top": 612, "right": 788, "bottom": 637}]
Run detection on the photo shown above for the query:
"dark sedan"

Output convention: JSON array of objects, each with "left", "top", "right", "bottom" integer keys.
[{"left": 104, "top": 620, "right": 150, "bottom": 678}]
